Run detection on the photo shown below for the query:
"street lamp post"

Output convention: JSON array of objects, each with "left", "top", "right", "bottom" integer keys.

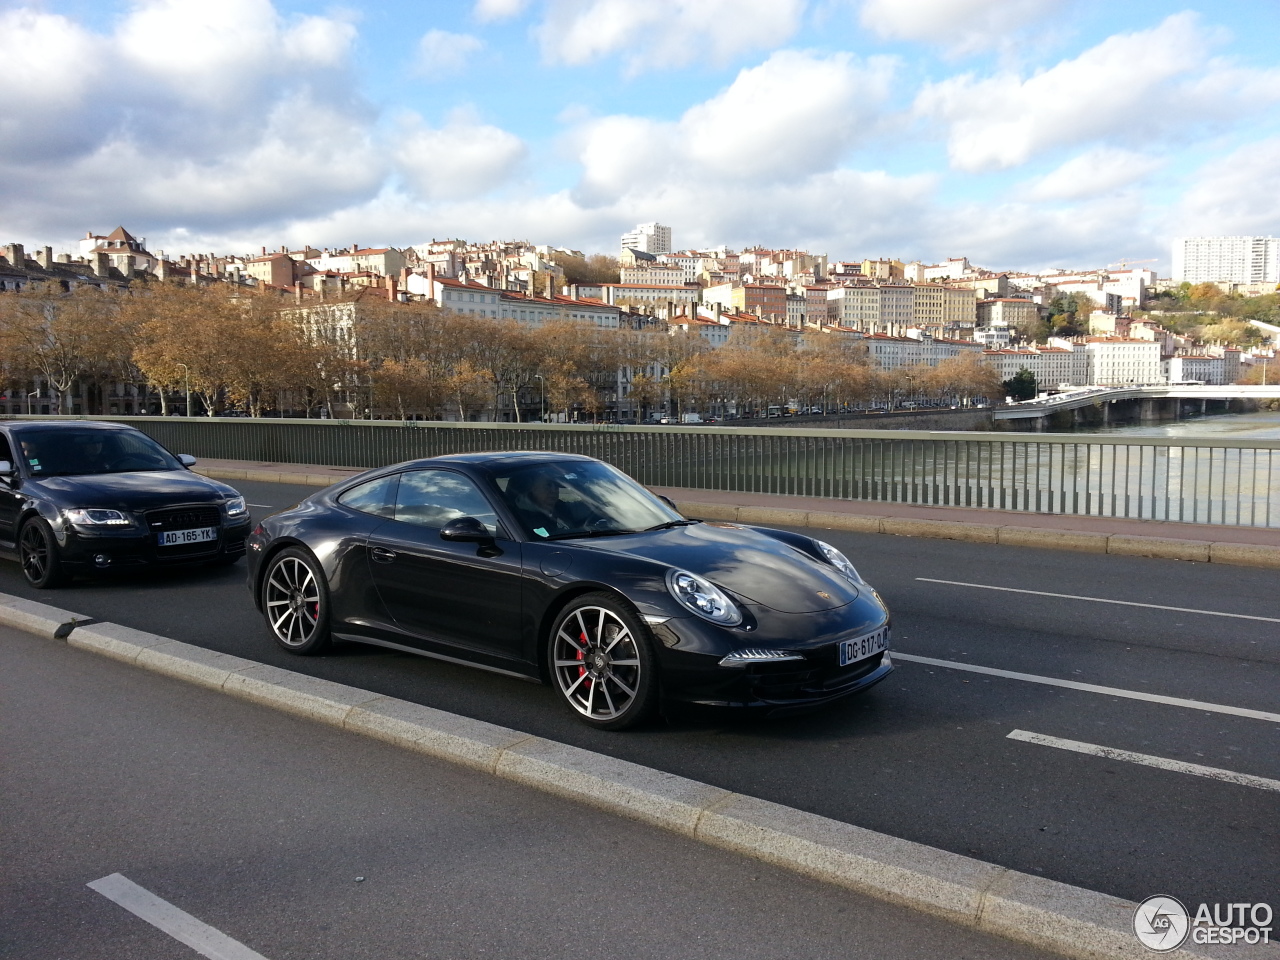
[
  {"left": 533, "top": 374, "right": 546, "bottom": 421},
  {"left": 175, "top": 363, "right": 191, "bottom": 417},
  {"left": 27, "top": 390, "right": 38, "bottom": 415}
]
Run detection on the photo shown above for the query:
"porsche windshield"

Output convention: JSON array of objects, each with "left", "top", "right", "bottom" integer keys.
[
  {"left": 494, "top": 461, "right": 684, "bottom": 539},
  {"left": 17, "top": 429, "right": 182, "bottom": 476}
]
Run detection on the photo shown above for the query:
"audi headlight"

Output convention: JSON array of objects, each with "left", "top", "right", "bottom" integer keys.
[
  {"left": 666, "top": 569, "right": 743, "bottom": 626},
  {"left": 224, "top": 496, "right": 248, "bottom": 517},
  {"left": 814, "top": 539, "right": 862, "bottom": 583},
  {"left": 64, "top": 508, "right": 130, "bottom": 527}
]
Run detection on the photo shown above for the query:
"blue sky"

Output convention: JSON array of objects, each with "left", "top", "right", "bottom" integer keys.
[{"left": 3, "top": 0, "right": 1279, "bottom": 273}]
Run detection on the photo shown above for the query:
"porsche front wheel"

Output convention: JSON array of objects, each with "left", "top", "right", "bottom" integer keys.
[{"left": 549, "top": 593, "right": 657, "bottom": 730}]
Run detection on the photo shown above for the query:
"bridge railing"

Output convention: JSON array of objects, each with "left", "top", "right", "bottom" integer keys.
[{"left": 9, "top": 415, "right": 1280, "bottom": 528}]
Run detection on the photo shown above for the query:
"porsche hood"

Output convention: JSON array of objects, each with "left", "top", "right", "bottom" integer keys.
[{"left": 582, "top": 522, "right": 860, "bottom": 614}]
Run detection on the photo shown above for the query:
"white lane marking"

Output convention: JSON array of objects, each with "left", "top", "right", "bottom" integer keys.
[
  {"left": 915, "top": 578, "right": 1280, "bottom": 624},
  {"left": 87, "top": 873, "right": 270, "bottom": 960},
  {"left": 1008, "top": 729, "right": 1280, "bottom": 793},
  {"left": 892, "top": 652, "right": 1280, "bottom": 724},
  {"left": 247, "top": 503, "right": 274, "bottom": 508}
]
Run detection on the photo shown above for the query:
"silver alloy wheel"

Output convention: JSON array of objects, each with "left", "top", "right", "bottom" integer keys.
[
  {"left": 264, "top": 555, "right": 322, "bottom": 647},
  {"left": 552, "top": 605, "right": 643, "bottom": 721}
]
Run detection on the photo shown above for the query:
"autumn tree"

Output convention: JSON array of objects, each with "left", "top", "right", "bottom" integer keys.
[
  {"left": 926, "top": 352, "right": 1003, "bottom": 406},
  {"left": 0, "top": 282, "right": 127, "bottom": 413}
]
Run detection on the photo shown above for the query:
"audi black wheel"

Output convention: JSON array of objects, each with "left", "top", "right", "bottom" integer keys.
[{"left": 19, "top": 519, "right": 65, "bottom": 589}]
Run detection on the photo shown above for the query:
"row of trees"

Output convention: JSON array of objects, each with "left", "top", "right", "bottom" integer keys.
[{"left": 0, "top": 280, "right": 1004, "bottom": 420}]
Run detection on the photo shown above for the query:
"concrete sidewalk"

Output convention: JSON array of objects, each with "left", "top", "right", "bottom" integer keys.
[{"left": 193, "top": 457, "right": 1280, "bottom": 568}]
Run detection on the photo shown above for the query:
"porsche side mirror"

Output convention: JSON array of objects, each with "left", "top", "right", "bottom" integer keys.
[
  {"left": 440, "top": 516, "right": 493, "bottom": 543},
  {"left": 177, "top": 454, "right": 197, "bottom": 467}
]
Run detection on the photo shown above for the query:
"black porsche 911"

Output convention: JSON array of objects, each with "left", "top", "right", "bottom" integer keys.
[
  {"left": 0, "top": 420, "right": 251, "bottom": 587},
  {"left": 246, "top": 452, "right": 892, "bottom": 729}
]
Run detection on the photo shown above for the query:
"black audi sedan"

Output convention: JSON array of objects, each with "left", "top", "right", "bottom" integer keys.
[
  {"left": 247, "top": 452, "right": 892, "bottom": 729},
  {"left": 0, "top": 420, "right": 251, "bottom": 588}
]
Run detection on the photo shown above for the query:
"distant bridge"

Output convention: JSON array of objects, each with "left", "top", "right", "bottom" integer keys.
[{"left": 994, "top": 384, "right": 1280, "bottom": 427}]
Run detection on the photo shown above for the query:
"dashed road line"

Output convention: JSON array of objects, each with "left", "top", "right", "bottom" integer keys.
[
  {"left": 88, "top": 873, "right": 270, "bottom": 960},
  {"left": 916, "top": 578, "right": 1280, "bottom": 624},
  {"left": 1007, "top": 729, "right": 1280, "bottom": 793},
  {"left": 893, "top": 652, "right": 1280, "bottom": 723}
]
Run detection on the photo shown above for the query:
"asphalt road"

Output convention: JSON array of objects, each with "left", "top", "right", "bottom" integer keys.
[
  {"left": 1, "top": 625, "right": 1059, "bottom": 960},
  {"left": 3, "top": 478, "right": 1276, "bottom": 914}
]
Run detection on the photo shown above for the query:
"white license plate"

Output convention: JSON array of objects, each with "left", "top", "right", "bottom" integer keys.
[
  {"left": 839, "top": 627, "right": 889, "bottom": 666},
  {"left": 157, "top": 526, "right": 217, "bottom": 546}
]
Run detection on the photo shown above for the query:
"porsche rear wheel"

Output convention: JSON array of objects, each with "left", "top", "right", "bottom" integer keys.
[
  {"left": 549, "top": 593, "right": 657, "bottom": 730},
  {"left": 262, "top": 548, "right": 331, "bottom": 654}
]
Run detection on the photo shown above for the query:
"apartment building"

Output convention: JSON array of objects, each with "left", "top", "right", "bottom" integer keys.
[
  {"left": 306, "top": 246, "right": 407, "bottom": 277},
  {"left": 1172, "top": 236, "right": 1280, "bottom": 285},
  {"left": 600, "top": 282, "right": 700, "bottom": 306},
  {"left": 977, "top": 298, "right": 1042, "bottom": 330},
  {"left": 1084, "top": 338, "right": 1163, "bottom": 385},
  {"left": 1168, "top": 351, "right": 1241, "bottom": 385},
  {"left": 983, "top": 346, "right": 1088, "bottom": 388},
  {"left": 620, "top": 222, "right": 672, "bottom": 256},
  {"left": 863, "top": 332, "right": 983, "bottom": 370},
  {"left": 620, "top": 263, "right": 685, "bottom": 286},
  {"left": 431, "top": 277, "right": 622, "bottom": 328}
]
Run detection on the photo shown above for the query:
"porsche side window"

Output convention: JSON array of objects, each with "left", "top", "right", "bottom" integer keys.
[
  {"left": 394, "top": 470, "right": 500, "bottom": 534},
  {"left": 338, "top": 475, "right": 399, "bottom": 518}
]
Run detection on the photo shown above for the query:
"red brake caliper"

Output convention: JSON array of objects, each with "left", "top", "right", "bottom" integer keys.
[{"left": 577, "top": 631, "right": 590, "bottom": 688}]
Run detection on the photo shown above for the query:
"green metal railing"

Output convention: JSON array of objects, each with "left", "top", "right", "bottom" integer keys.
[{"left": 11, "top": 416, "right": 1280, "bottom": 527}]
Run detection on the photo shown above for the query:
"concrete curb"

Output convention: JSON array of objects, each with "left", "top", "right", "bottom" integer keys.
[
  {"left": 3, "top": 599, "right": 1271, "bottom": 960},
  {"left": 195, "top": 467, "right": 1280, "bottom": 570}
]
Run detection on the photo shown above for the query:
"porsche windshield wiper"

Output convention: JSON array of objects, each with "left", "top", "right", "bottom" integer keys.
[
  {"left": 644, "top": 519, "right": 702, "bottom": 532},
  {"left": 545, "top": 528, "right": 640, "bottom": 540}
]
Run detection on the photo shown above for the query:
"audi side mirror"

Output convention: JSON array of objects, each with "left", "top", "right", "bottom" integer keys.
[
  {"left": 440, "top": 516, "right": 492, "bottom": 543},
  {"left": 0, "top": 460, "right": 14, "bottom": 477},
  {"left": 177, "top": 454, "right": 197, "bottom": 467},
  {"left": 658, "top": 494, "right": 678, "bottom": 511}
]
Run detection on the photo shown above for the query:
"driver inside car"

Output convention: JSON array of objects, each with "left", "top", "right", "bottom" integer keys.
[{"left": 505, "top": 469, "right": 588, "bottom": 537}]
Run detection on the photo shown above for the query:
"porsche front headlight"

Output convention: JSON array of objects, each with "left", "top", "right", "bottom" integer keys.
[
  {"left": 666, "top": 569, "right": 743, "bottom": 626},
  {"left": 814, "top": 539, "right": 862, "bottom": 583}
]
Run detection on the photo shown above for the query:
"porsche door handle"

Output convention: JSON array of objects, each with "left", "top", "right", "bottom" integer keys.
[{"left": 370, "top": 547, "right": 397, "bottom": 563}]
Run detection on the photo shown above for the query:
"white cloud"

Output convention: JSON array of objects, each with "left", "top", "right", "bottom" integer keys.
[
  {"left": 859, "top": 0, "right": 1065, "bottom": 56},
  {"left": 915, "top": 12, "right": 1280, "bottom": 172},
  {"left": 535, "top": 0, "right": 807, "bottom": 72},
  {"left": 571, "top": 50, "right": 894, "bottom": 204},
  {"left": 474, "top": 0, "right": 532, "bottom": 22},
  {"left": 0, "top": 1, "right": 373, "bottom": 243},
  {"left": 1022, "top": 148, "right": 1164, "bottom": 202},
  {"left": 394, "top": 110, "right": 528, "bottom": 201},
  {"left": 415, "top": 29, "right": 485, "bottom": 78},
  {"left": 1175, "top": 138, "right": 1280, "bottom": 238},
  {"left": 116, "top": 0, "right": 356, "bottom": 103}
]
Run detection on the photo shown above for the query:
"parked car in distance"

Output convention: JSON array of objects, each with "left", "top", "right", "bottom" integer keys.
[
  {"left": 0, "top": 420, "right": 251, "bottom": 587},
  {"left": 247, "top": 452, "right": 892, "bottom": 730}
]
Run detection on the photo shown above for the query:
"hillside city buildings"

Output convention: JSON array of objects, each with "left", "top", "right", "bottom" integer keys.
[{"left": 1, "top": 224, "right": 1275, "bottom": 419}]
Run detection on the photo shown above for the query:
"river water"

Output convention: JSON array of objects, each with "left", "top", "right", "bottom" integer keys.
[{"left": 1061, "top": 408, "right": 1280, "bottom": 441}]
